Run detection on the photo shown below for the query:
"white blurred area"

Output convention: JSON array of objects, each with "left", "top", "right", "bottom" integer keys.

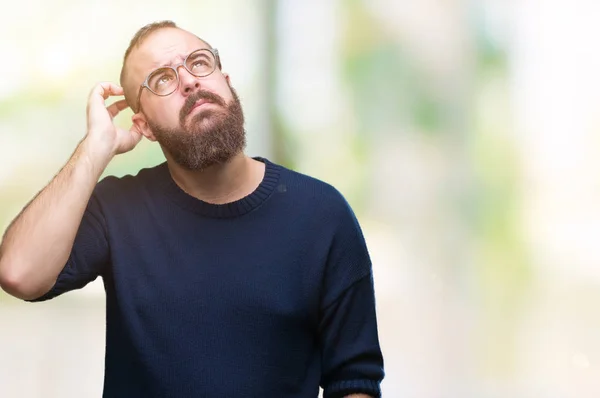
[{"left": 2, "top": 0, "right": 600, "bottom": 397}]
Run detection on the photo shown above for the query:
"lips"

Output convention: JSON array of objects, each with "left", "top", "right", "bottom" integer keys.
[
  {"left": 190, "top": 99, "right": 211, "bottom": 113},
  {"left": 180, "top": 90, "right": 227, "bottom": 123}
]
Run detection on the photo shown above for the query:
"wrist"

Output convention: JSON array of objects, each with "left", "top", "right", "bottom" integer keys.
[{"left": 78, "top": 137, "right": 114, "bottom": 176}]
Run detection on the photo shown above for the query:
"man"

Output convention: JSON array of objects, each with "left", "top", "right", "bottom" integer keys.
[{"left": 0, "top": 21, "right": 384, "bottom": 397}]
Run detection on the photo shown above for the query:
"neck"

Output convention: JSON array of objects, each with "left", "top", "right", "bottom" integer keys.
[{"left": 166, "top": 153, "right": 265, "bottom": 204}]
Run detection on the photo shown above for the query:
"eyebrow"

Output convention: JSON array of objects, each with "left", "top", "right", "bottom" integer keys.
[
  {"left": 150, "top": 48, "right": 211, "bottom": 69},
  {"left": 151, "top": 55, "right": 185, "bottom": 68}
]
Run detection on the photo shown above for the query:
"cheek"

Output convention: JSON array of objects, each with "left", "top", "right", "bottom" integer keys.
[
  {"left": 206, "top": 78, "right": 234, "bottom": 102},
  {"left": 154, "top": 99, "right": 184, "bottom": 124},
  {"left": 218, "top": 85, "right": 234, "bottom": 103}
]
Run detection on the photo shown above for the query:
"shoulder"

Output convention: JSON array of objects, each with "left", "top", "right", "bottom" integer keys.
[
  {"left": 269, "top": 159, "right": 358, "bottom": 221},
  {"left": 92, "top": 162, "right": 167, "bottom": 204}
]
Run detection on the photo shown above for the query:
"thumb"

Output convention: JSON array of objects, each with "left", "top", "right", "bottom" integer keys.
[{"left": 128, "top": 125, "right": 143, "bottom": 143}]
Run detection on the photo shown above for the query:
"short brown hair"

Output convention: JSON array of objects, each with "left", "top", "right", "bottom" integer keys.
[
  {"left": 120, "top": 21, "right": 177, "bottom": 111},
  {"left": 119, "top": 21, "right": 220, "bottom": 113}
]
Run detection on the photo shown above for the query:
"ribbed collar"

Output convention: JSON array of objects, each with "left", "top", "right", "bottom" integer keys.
[{"left": 158, "top": 157, "right": 281, "bottom": 218}]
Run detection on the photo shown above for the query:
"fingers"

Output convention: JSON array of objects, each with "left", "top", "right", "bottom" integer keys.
[
  {"left": 87, "top": 83, "right": 124, "bottom": 113},
  {"left": 131, "top": 127, "right": 143, "bottom": 145},
  {"left": 113, "top": 125, "right": 144, "bottom": 154},
  {"left": 128, "top": 124, "right": 142, "bottom": 139},
  {"left": 87, "top": 82, "right": 127, "bottom": 117},
  {"left": 90, "top": 82, "right": 124, "bottom": 100},
  {"left": 106, "top": 99, "right": 130, "bottom": 118}
]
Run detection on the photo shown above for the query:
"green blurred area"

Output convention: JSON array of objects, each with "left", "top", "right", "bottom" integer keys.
[{"left": 0, "top": 1, "right": 551, "bottom": 396}]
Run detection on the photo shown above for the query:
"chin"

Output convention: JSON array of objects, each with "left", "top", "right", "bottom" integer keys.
[{"left": 188, "top": 109, "right": 222, "bottom": 128}]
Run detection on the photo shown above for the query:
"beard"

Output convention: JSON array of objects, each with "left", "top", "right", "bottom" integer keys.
[{"left": 146, "top": 85, "right": 246, "bottom": 171}]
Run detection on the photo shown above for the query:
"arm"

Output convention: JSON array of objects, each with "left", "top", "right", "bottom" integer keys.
[
  {"left": 319, "top": 196, "right": 384, "bottom": 398},
  {"left": 0, "top": 83, "right": 141, "bottom": 300},
  {"left": 320, "top": 274, "right": 384, "bottom": 398}
]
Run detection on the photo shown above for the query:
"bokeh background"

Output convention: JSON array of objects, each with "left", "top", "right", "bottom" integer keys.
[{"left": 2, "top": 0, "right": 600, "bottom": 397}]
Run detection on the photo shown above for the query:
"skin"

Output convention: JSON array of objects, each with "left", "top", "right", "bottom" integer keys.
[
  {"left": 0, "top": 82, "right": 139, "bottom": 299},
  {"left": 0, "top": 27, "right": 261, "bottom": 298},
  {"left": 126, "top": 27, "right": 265, "bottom": 204},
  {"left": 0, "top": 26, "right": 374, "bottom": 398}
]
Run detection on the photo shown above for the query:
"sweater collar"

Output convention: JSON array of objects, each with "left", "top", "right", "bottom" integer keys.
[{"left": 159, "top": 157, "right": 281, "bottom": 218}]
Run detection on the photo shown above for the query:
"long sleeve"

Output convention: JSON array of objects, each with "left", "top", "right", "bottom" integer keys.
[
  {"left": 318, "top": 195, "right": 384, "bottom": 398},
  {"left": 320, "top": 273, "right": 384, "bottom": 398}
]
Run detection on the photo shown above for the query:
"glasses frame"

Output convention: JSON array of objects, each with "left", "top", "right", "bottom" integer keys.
[{"left": 134, "top": 48, "right": 220, "bottom": 113}]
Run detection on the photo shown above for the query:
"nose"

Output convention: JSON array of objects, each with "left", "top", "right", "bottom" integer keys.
[{"left": 177, "top": 65, "right": 201, "bottom": 95}]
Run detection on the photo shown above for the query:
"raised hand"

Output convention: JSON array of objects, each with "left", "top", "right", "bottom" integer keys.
[{"left": 85, "top": 82, "right": 142, "bottom": 156}]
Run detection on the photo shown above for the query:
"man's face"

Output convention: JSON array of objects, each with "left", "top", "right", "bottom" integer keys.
[{"left": 128, "top": 27, "right": 246, "bottom": 170}]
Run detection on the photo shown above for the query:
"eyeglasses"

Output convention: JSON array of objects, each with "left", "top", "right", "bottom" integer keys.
[{"left": 134, "top": 48, "right": 220, "bottom": 113}]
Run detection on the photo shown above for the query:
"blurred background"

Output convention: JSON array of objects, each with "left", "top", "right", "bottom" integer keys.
[{"left": 2, "top": 0, "right": 600, "bottom": 397}]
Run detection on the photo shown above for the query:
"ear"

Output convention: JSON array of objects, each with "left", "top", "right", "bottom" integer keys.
[
  {"left": 132, "top": 113, "right": 157, "bottom": 142},
  {"left": 224, "top": 73, "right": 231, "bottom": 85}
]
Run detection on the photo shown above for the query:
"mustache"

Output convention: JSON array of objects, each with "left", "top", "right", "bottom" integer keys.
[{"left": 180, "top": 90, "right": 228, "bottom": 122}]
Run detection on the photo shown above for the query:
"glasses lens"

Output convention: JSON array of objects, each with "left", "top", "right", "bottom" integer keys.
[
  {"left": 186, "top": 49, "right": 216, "bottom": 77},
  {"left": 148, "top": 68, "right": 178, "bottom": 95}
]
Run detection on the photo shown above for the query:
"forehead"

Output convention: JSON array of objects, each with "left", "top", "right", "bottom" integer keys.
[{"left": 128, "top": 28, "right": 209, "bottom": 82}]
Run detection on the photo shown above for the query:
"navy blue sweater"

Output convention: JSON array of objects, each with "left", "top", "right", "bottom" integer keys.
[{"left": 30, "top": 157, "right": 384, "bottom": 397}]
